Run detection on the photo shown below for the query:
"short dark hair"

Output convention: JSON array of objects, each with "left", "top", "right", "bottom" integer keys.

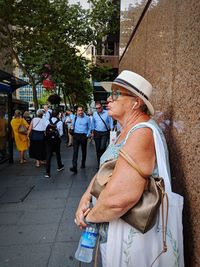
[
  {"left": 77, "top": 105, "right": 84, "bottom": 110},
  {"left": 95, "top": 102, "right": 102, "bottom": 106},
  {"left": 52, "top": 110, "right": 59, "bottom": 117}
]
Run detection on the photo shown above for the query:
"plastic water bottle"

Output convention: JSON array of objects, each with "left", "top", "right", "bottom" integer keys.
[{"left": 75, "top": 224, "right": 98, "bottom": 263}]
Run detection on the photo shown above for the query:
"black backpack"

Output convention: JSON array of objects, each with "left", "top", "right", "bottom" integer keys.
[{"left": 45, "top": 118, "right": 60, "bottom": 142}]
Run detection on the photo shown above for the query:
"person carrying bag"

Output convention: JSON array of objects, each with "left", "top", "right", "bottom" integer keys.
[{"left": 74, "top": 70, "right": 184, "bottom": 267}]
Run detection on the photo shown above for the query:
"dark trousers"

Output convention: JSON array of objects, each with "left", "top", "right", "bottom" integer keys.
[
  {"left": 64, "top": 124, "right": 69, "bottom": 144},
  {"left": 94, "top": 130, "right": 109, "bottom": 165},
  {"left": 46, "top": 139, "right": 63, "bottom": 174},
  {"left": 72, "top": 133, "right": 87, "bottom": 168}
]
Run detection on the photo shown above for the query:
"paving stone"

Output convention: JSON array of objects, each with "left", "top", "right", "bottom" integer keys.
[
  {"left": 0, "top": 224, "right": 58, "bottom": 245},
  {"left": 17, "top": 208, "right": 64, "bottom": 225},
  {"left": 0, "top": 186, "right": 35, "bottom": 204},
  {"left": 48, "top": 241, "right": 96, "bottom": 267},
  {"left": 26, "top": 189, "right": 69, "bottom": 200},
  {"left": 0, "top": 142, "right": 100, "bottom": 267},
  {"left": 0, "top": 211, "right": 24, "bottom": 225},
  {"left": 61, "top": 197, "right": 80, "bottom": 223},
  {"left": 0, "top": 244, "right": 51, "bottom": 267}
]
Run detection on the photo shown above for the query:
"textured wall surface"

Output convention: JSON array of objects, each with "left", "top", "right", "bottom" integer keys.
[{"left": 120, "top": 0, "right": 200, "bottom": 266}]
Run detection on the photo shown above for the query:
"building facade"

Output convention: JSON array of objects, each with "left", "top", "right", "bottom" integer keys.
[{"left": 15, "top": 68, "right": 44, "bottom": 110}]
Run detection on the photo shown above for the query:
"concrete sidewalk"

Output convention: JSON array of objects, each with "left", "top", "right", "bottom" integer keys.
[{"left": 0, "top": 139, "right": 101, "bottom": 267}]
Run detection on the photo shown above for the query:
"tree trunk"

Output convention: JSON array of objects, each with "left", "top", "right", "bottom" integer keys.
[
  {"left": 67, "top": 95, "right": 72, "bottom": 110},
  {"left": 10, "top": 45, "right": 39, "bottom": 110},
  {"left": 30, "top": 80, "right": 38, "bottom": 110}
]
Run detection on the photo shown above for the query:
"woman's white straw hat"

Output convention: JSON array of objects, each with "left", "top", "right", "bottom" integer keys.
[{"left": 112, "top": 70, "right": 154, "bottom": 115}]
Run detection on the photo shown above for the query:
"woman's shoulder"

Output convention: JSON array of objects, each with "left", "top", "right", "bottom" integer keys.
[
  {"left": 35, "top": 117, "right": 42, "bottom": 121},
  {"left": 123, "top": 120, "right": 156, "bottom": 152},
  {"left": 11, "top": 117, "right": 19, "bottom": 123},
  {"left": 127, "top": 119, "right": 159, "bottom": 137}
]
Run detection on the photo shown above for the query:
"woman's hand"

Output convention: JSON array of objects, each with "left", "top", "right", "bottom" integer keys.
[{"left": 75, "top": 197, "right": 91, "bottom": 229}]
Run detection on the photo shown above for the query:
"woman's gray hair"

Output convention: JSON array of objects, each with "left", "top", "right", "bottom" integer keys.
[
  {"left": 36, "top": 109, "right": 44, "bottom": 117},
  {"left": 140, "top": 104, "right": 149, "bottom": 114},
  {"left": 131, "top": 95, "right": 149, "bottom": 114},
  {"left": 14, "top": 110, "right": 21, "bottom": 117}
]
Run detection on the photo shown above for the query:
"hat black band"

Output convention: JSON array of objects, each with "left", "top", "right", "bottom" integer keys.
[{"left": 114, "top": 78, "right": 149, "bottom": 100}]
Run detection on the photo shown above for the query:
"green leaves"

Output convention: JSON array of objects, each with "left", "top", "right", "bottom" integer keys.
[
  {"left": 0, "top": 0, "right": 118, "bottom": 109},
  {"left": 88, "top": 0, "right": 120, "bottom": 40}
]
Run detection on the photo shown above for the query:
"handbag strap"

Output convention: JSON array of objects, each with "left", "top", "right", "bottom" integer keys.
[
  {"left": 126, "top": 122, "right": 172, "bottom": 193},
  {"left": 73, "top": 116, "right": 77, "bottom": 129},
  {"left": 119, "top": 148, "right": 169, "bottom": 265},
  {"left": 33, "top": 118, "right": 41, "bottom": 129},
  {"left": 97, "top": 112, "right": 109, "bottom": 131},
  {"left": 119, "top": 148, "right": 148, "bottom": 180}
]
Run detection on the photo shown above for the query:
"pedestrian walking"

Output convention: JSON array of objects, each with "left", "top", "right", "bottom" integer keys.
[
  {"left": 10, "top": 110, "right": 29, "bottom": 164},
  {"left": 43, "top": 104, "right": 52, "bottom": 121},
  {"left": 69, "top": 106, "right": 91, "bottom": 173},
  {"left": 88, "top": 111, "right": 94, "bottom": 144},
  {"left": 45, "top": 110, "right": 64, "bottom": 178},
  {"left": 28, "top": 109, "right": 46, "bottom": 167},
  {"left": 91, "top": 102, "right": 113, "bottom": 166},
  {"left": 65, "top": 110, "right": 75, "bottom": 147}
]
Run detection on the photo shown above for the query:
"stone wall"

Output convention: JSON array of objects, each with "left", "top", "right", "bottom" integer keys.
[{"left": 119, "top": 0, "right": 200, "bottom": 266}]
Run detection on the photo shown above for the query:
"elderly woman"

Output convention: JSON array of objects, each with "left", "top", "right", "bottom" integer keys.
[
  {"left": 75, "top": 71, "right": 183, "bottom": 266},
  {"left": 11, "top": 110, "right": 29, "bottom": 163},
  {"left": 28, "top": 109, "right": 46, "bottom": 167}
]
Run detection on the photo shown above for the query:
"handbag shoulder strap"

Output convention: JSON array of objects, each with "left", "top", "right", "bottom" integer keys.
[
  {"left": 33, "top": 118, "right": 41, "bottom": 129},
  {"left": 97, "top": 112, "right": 109, "bottom": 131},
  {"left": 119, "top": 148, "right": 148, "bottom": 180},
  {"left": 73, "top": 116, "right": 77, "bottom": 128},
  {"left": 136, "top": 122, "right": 172, "bottom": 193}
]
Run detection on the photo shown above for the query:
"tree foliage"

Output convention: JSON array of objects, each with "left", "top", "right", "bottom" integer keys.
[
  {"left": 88, "top": 0, "right": 120, "bottom": 39},
  {"left": 0, "top": 0, "right": 119, "bottom": 109}
]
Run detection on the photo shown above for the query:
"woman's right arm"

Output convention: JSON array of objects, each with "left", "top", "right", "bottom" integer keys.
[
  {"left": 75, "top": 176, "right": 96, "bottom": 228},
  {"left": 27, "top": 120, "right": 33, "bottom": 136}
]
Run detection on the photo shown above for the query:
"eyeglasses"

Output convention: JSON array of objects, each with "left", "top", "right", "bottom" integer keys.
[
  {"left": 107, "top": 90, "right": 135, "bottom": 101},
  {"left": 96, "top": 107, "right": 102, "bottom": 110}
]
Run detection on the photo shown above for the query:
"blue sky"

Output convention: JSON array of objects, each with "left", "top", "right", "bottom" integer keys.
[{"left": 68, "top": 0, "right": 89, "bottom": 9}]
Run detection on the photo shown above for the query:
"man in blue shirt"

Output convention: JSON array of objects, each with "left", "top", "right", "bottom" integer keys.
[
  {"left": 69, "top": 106, "right": 91, "bottom": 173},
  {"left": 91, "top": 102, "right": 113, "bottom": 166},
  {"left": 43, "top": 104, "right": 52, "bottom": 121}
]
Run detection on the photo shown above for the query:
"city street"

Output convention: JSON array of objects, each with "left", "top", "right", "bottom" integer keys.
[{"left": 0, "top": 139, "right": 100, "bottom": 267}]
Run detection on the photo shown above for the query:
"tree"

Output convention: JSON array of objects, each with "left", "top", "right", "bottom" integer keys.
[
  {"left": 88, "top": 0, "right": 120, "bottom": 39},
  {"left": 40, "top": 42, "right": 93, "bottom": 109},
  {"left": 38, "top": 90, "right": 52, "bottom": 107},
  {"left": 0, "top": 0, "right": 118, "bottom": 109},
  {"left": 0, "top": 0, "right": 94, "bottom": 109}
]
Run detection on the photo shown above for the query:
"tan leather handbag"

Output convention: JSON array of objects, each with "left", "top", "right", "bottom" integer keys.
[
  {"left": 18, "top": 124, "right": 28, "bottom": 135},
  {"left": 90, "top": 148, "right": 166, "bottom": 234}
]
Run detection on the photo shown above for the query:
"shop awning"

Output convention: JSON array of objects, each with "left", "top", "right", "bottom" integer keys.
[{"left": 0, "top": 69, "right": 28, "bottom": 93}]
